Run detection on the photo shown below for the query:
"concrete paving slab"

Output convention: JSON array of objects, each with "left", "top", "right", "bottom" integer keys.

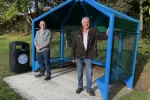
[{"left": 3, "top": 65, "right": 132, "bottom": 100}]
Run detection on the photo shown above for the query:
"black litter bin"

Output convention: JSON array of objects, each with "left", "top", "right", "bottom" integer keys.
[{"left": 9, "top": 41, "right": 30, "bottom": 73}]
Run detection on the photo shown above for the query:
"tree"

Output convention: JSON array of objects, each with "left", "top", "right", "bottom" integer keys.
[
  {"left": 127, "top": 0, "right": 150, "bottom": 36},
  {"left": 0, "top": 0, "right": 65, "bottom": 34},
  {"left": 97, "top": 0, "right": 150, "bottom": 36}
]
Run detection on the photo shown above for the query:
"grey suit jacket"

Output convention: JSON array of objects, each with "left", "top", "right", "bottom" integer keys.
[{"left": 34, "top": 29, "right": 52, "bottom": 52}]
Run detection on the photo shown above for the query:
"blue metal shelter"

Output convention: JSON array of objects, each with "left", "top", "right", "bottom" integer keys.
[{"left": 32, "top": 0, "right": 140, "bottom": 100}]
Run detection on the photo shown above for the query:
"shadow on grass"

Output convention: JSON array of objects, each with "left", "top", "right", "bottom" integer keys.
[{"left": 134, "top": 52, "right": 150, "bottom": 87}]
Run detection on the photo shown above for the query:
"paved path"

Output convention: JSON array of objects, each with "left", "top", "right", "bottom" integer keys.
[{"left": 4, "top": 65, "right": 131, "bottom": 100}]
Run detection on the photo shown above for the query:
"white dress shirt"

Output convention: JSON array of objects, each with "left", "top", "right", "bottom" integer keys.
[{"left": 83, "top": 30, "right": 89, "bottom": 50}]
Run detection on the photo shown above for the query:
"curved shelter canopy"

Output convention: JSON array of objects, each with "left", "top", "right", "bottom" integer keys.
[{"left": 32, "top": 0, "right": 140, "bottom": 100}]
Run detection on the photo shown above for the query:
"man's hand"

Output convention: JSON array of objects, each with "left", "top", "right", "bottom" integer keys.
[
  {"left": 106, "top": 28, "right": 109, "bottom": 36},
  {"left": 36, "top": 46, "right": 40, "bottom": 51},
  {"left": 72, "top": 60, "right": 76, "bottom": 63}
]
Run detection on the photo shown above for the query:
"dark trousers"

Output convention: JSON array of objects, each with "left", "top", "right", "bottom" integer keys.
[{"left": 37, "top": 50, "right": 51, "bottom": 76}]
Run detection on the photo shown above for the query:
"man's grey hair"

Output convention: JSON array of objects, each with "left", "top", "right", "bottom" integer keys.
[
  {"left": 39, "top": 20, "right": 46, "bottom": 24},
  {"left": 81, "top": 17, "right": 90, "bottom": 23}
]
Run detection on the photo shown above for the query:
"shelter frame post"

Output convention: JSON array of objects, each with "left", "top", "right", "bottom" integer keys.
[
  {"left": 60, "top": 25, "right": 65, "bottom": 68},
  {"left": 32, "top": 21, "right": 36, "bottom": 72},
  {"left": 117, "top": 32, "right": 123, "bottom": 67},
  {"left": 96, "top": 14, "right": 115, "bottom": 100}
]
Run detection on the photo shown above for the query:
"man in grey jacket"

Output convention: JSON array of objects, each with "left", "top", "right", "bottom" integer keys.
[{"left": 34, "top": 20, "right": 52, "bottom": 80}]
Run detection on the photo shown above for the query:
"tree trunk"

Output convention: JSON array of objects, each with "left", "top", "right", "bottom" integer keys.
[
  {"left": 35, "top": 0, "right": 39, "bottom": 17},
  {"left": 140, "top": 0, "right": 143, "bottom": 36},
  {"left": 24, "top": 21, "right": 28, "bottom": 34},
  {"left": 148, "top": 8, "right": 150, "bottom": 15}
]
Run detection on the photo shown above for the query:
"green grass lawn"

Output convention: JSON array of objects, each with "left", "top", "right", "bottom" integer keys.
[
  {"left": 0, "top": 34, "right": 149, "bottom": 100},
  {"left": 0, "top": 34, "right": 31, "bottom": 100},
  {"left": 120, "top": 90, "right": 150, "bottom": 100}
]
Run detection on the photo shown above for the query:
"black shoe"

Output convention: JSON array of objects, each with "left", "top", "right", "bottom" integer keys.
[
  {"left": 35, "top": 73, "right": 45, "bottom": 77},
  {"left": 76, "top": 88, "right": 83, "bottom": 94},
  {"left": 44, "top": 76, "right": 51, "bottom": 80},
  {"left": 86, "top": 90, "right": 95, "bottom": 96}
]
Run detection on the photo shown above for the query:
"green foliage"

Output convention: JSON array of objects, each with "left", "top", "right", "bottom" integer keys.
[
  {"left": 17, "top": 0, "right": 30, "bottom": 13},
  {"left": 97, "top": 0, "right": 131, "bottom": 13},
  {"left": 0, "top": 0, "right": 30, "bottom": 24},
  {"left": 138, "top": 38, "right": 150, "bottom": 56},
  {"left": 98, "top": 0, "right": 150, "bottom": 37},
  {"left": 0, "top": 80, "right": 23, "bottom": 100},
  {"left": 0, "top": 34, "right": 31, "bottom": 100},
  {"left": 137, "top": 38, "right": 150, "bottom": 70},
  {"left": 0, "top": 32, "right": 150, "bottom": 99},
  {"left": 51, "top": 33, "right": 60, "bottom": 58},
  {"left": 3, "top": 1, "right": 18, "bottom": 21},
  {"left": 0, "top": 0, "right": 5, "bottom": 16}
]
